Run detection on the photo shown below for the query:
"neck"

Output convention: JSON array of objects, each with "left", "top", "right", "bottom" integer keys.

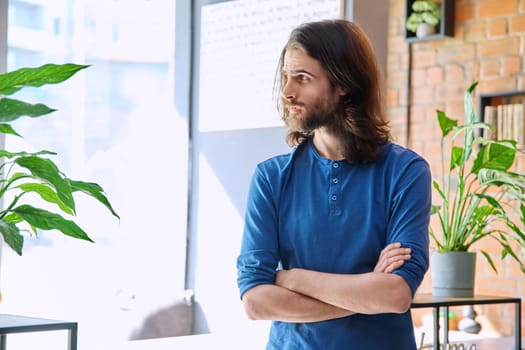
[{"left": 312, "top": 128, "right": 345, "bottom": 160}]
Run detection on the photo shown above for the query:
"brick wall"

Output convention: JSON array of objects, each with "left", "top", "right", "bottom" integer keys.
[{"left": 387, "top": 0, "right": 525, "bottom": 336}]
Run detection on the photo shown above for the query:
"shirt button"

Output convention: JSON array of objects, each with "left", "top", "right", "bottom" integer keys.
[
  {"left": 331, "top": 195, "right": 337, "bottom": 201},
  {"left": 332, "top": 178, "right": 339, "bottom": 184},
  {"left": 333, "top": 162, "right": 339, "bottom": 168}
]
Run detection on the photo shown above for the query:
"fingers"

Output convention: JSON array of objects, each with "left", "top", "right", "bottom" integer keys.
[{"left": 374, "top": 242, "right": 412, "bottom": 273}]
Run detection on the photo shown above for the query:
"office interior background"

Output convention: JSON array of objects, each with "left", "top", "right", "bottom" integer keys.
[{"left": 0, "top": 0, "right": 524, "bottom": 349}]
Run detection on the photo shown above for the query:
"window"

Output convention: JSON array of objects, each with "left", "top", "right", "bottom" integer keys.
[{"left": 3, "top": 1, "right": 187, "bottom": 348}]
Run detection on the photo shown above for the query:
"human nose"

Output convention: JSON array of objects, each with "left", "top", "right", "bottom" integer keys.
[{"left": 281, "top": 79, "right": 296, "bottom": 100}]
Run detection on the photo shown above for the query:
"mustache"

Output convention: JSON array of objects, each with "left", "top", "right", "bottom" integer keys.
[{"left": 283, "top": 101, "right": 305, "bottom": 108}]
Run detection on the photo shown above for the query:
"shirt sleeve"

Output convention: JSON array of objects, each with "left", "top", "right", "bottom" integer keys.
[
  {"left": 236, "top": 165, "right": 281, "bottom": 299},
  {"left": 389, "top": 158, "right": 431, "bottom": 296}
]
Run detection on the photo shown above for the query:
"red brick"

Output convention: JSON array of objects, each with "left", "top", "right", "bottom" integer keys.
[
  {"left": 437, "top": 44, "right": 476, "bottom": 64},
  {"left": 465, "top": 21, "right": 487, "bottom": 40},
  {"left": 456, "top": 4, "right": 475, "bottom": 23},
  {"left": 445, "top": 64, "right": 465, "bottom": 82},
  {"left": 443, "top": 100, "right": 464, "bottom": 120},
  {"left": 436, "top": 83, "right": 467, "bottom": 102},
  {"left": 489, "top": 18, "right": 508, "bottom": 37},
  {"left": 389, "top": 0, "right": 404, "bottom": 17},
  {"left": 478, "top": 37, "right": 520, "bottom": 58},
  {"left": 426, "top": 66, "right": 444, "bottom": 84},
  {"left": 386, "top": 69, "right": 408, "bottom": 89},
  {"left": 388, "top": 16, "right": 402, "bottom": 37},
  {"left": 409, "top": 105, "right": 426, "bottom": 123},
  {"left": 411, "top": 85, "right": 434, "bottom": 104},
  {"left": 388, "top": 35, "right": 407, "bottom": 54},
  {"left": 510, "top": 15, "right": 525, "bottom": 33},
  {"left": 412, "top": 49, "right": 436, "bottom": 67},
  {"left": 502, "top": 55, "right": 521, "bottom": 74},
  {"left": 411, "top": 68, "right": 426, "bottom": 86},
  {"left": 479, "top": 0, "right": 518, "bottom": 18},
  {"left": 480, "top": 59, "right": 500, "bottom": 77},
  {"left": 477, "top": 77, "right": 517, "bottom": 94}
]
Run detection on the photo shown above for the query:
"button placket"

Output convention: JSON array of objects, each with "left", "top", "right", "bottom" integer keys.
[{"left": 329, "top": 161, "right": 342, "bottom": 216}]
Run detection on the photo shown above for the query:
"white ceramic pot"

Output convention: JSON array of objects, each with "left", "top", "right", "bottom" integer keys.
[{"left": 416, "top": 22, "right": 437, "bottom": 38}]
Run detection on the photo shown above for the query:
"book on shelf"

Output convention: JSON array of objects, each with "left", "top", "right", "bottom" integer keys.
[{"left": 483, "top": 102, "right": 524, "bottom": 149}]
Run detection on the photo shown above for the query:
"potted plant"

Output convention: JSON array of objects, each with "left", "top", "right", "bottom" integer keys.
[
  {"left": 406, "top": 0, "right": 442, "bottom": 38},
  {"left": 430, "top": 82, "right": 525, "bottom": 297},
  {"left": 0, "top": 63, "right": 119, "bottom": 256}
]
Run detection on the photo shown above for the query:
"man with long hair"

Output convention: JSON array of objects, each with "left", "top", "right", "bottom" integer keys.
[{"left": 237, "top": 19, "right": 431, "bottom": 349}]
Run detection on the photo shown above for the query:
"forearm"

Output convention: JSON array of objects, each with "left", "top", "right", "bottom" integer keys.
[
  {"left": 242, "top": 283, "right": 354, "bottom": 323},
  {"left": 277, "top": 269, "right": 412, "bottom": 314}
]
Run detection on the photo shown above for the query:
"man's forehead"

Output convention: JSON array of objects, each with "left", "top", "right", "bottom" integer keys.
[{"left": 282, "top": 48, "right": 319, "bottom": 73}]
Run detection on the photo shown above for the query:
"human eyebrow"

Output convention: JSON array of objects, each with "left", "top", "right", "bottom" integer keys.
[{"left": 281, "top": 69, "right": 315, "bottom": 78}]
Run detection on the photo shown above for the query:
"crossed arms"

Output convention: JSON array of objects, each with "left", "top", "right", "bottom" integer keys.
[{"left": 242, "top": 243, "right": 413, "bottom": 323}]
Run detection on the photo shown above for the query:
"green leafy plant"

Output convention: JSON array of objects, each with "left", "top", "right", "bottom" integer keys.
[
  {"left": 406, "top": 0, "right": 441, "bottom": 33},
  {"left": 0, "top": 63, "right": 119, "bottom": 255},
  {"left": 431, "top": 82, "right": 525, "bottom": 272}
]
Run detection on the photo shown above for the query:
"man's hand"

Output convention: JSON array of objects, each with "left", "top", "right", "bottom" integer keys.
[{"left": 374, "top": 242, "right": 411, "bottom": 273}]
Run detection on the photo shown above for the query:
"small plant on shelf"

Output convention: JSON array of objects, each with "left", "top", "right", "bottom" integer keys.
[{"left": 406, "top": 0, "right": 441, "bottom": 38}]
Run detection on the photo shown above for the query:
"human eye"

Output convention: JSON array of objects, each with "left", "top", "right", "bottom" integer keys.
[{"left": 296, "top": 74, "right": 309, "bottom": 82}]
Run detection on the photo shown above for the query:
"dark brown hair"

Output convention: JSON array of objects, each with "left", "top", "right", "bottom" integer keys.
[{"left": 274, "top": 19, "right": 391, "bottom": 163}]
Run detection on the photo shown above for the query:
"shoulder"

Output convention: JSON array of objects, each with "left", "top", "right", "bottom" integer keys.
[
  {"left": 381, "top": 142, "right": 426, "bottom": 162},
  {"left": 255, "top": 142, "right": 308, "bottom": 176},
  {"left": 378, "top": 142, "right": 431, "bottom": 179}
]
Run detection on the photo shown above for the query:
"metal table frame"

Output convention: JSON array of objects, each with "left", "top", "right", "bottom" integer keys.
[
  {"left": 411, "top": 294, "right": 521, "bottom": 350},
  {"left": 0, "top": 314, "right": 77, "bottom": 350}
]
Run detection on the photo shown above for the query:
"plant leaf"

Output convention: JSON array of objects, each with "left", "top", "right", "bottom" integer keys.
[
  {"left": 450, "top": 146, "right": 465, "bottom": 169},
  {"left": 481, "top": 250, "right": 498, "bottom": 273},
  {"left": 12, "top": 205, "right": 93, "bottom": 242},
  {"left": 0, "top": 123, "right": 22, "bottom": 137},
  {"left": 0, "top": 149, "right": 56, "bottom": 159},
  {"left": 0, "top": 220, "right": 24, "bottom": 255},
  {"left": 471, "top": 141, "right": 516, "bottom": 174},
  {"left": 14, "top": 156, "right": 75, "bottom": 213},
  {"left": 0, "top": 64, "right": 89, "bottom": 96},
  {"left": 17, "top": 183, "right": 74, "bottom": 215},
  {"left": 437, "top": 110, "right": 457, "bottom": 137},
  {"left": 68, "top": 180, "right": 120, "bottom": 219},
  {"left": 0, "top": 98, "right": 56, "bottom": 123}
]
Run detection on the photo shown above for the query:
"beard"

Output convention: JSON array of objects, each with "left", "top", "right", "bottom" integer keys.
[{"left": 282, "top": 94, "right": 343, "bottom": 134}]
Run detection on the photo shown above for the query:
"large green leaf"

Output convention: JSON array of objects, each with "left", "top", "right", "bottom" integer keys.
[
  {"left": 0, "top": 64, "right": 89, "bottom": 96},
  {"left": 0, "top": 98, "right": 56, "bottom": 123},
  {"left": 12, "top": 205, "right": 93, "bottom": 242},
  {"left": 14, "top": 156, "right": 75, "bottom": 212},
  {"left": 69, "top": 180, "right": 120, "bottom": 219},
  {"left": 0, "top": 220, "right": 24, "bottom": 255},
  {"left": 17, "top": 183, "right": 74, "bottom": 215},
  {"left": 471, "top": 141, "right": 515, "bottom": 174}
]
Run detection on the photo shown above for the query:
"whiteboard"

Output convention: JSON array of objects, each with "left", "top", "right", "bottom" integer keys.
[{"left": 198, "top": 0, "right": 341, "bottom": 132}]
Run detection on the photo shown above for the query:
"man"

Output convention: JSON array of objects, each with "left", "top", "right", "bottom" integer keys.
[{"left": 237, "top": 19, "right": 431, "bottom": 349}]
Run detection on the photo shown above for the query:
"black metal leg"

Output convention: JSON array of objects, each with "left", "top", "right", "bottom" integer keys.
[
  {"left": 515, "top": 301, "right": 521, "bottom": 350},
  {"left": 443, "top": 306, "right": 449, "bottom": 347},
  {"left": 433, "top": 306, "right": 440, "bottom": 350},
  {"left": 68, "top": 324, "right": 78, "bottom": 350},
  {"left": 0, "top": 334, "right": 6, "bottom": 350}
]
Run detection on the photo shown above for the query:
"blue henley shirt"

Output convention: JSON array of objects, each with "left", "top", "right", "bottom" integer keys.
[{"left": 237, "top": 139, "right": 431, "bottom": 349}]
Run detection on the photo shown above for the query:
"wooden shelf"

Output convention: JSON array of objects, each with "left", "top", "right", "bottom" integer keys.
[{"left": 405, "top": 0, "right": 455, "bottom": 42}]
